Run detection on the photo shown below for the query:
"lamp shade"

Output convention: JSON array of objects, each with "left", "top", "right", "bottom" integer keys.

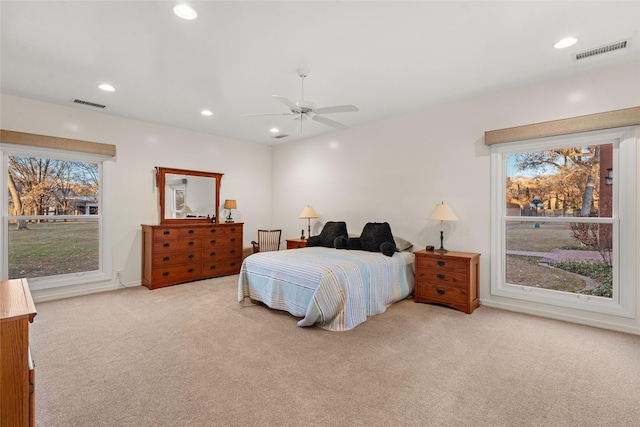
[
  {"left": 299, "top": 205, "right": 319, "bottom": 219},
  {"left": 223, "top": 199, "right": 237, "bottom": 209},
  {"left": 427, "top": 203, "right": 458, "bottom": 221},
  {"left": 180, "top": 205, "right": 193, "bottom": 214}
]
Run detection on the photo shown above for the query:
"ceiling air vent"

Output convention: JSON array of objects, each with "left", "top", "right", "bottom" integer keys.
[
  {"left": 73, "top": 99, "right": 106, "bottom": 109},
  {"left": 574, "top": 39, "right": 629, "bottom": 61},
  {"left": 272, "top": 134, "right": 289, "bottom": 139}
]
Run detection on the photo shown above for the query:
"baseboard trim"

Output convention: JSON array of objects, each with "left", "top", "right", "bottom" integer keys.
[
  {"left": 32, "top": 281, "right": 138, "bottom": 303},
  {"left": 480, "top": 299, "right": 640, "bottom": 336}
]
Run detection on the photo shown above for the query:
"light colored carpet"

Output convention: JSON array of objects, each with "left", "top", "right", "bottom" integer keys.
[{"left": 30, "top": 275, "right": 640, "bottom": 426}]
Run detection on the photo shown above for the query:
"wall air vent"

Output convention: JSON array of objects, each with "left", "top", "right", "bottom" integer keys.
[
  {"left": 272, "top": 134, "right": 289, "bottom": 139},
  {"left": 73, "top": 99, "right": 106, "bottom": 109},
  {"left": 574, "top": 39, "right": 629, "bottom": 61}
]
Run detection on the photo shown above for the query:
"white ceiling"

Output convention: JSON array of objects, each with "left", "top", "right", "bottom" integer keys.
[{"left": 2, "top": 1, "right": 639, "bottom": 145}]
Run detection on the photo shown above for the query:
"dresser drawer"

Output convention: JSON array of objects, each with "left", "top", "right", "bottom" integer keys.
[
  {"left": 416, "top": 268, "right": 468, "bottom": 289},
  {"left": 151, "top": 264, "right": 203, "bottom": 285},
  {"left": 202, "top": 257, "right": 242, "bottom": 277},
  {"left": 202, "top": 234, "right": 241, "bottom": 247},
  {"left": 151, "top": 250, "right": 201, "bottom": 266},
  {"left": 202, "top": 245, "right": 241, "bottom": 261},
  {"left": 152, "top": 238, "right": 202, "bottom": 253},
  {"left": 152, "top": 227, "right": 181, "bottom": 239}
]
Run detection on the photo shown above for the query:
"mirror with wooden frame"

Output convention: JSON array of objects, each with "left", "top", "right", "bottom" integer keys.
[{"left": 156, "top": 167, "right": 223, "bottom": 224}]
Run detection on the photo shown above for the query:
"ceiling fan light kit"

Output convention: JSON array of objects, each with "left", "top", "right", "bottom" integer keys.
[{"left": 242, "top": 67, "right": 359, "bottom": 137}]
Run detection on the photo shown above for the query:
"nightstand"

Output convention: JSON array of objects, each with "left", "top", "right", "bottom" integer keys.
[
  {"left": 286, "top": 238, "right": 307, "bottom": 249},
  {"left": 414, "top": 250, "right": 480, "bottom": 314}
]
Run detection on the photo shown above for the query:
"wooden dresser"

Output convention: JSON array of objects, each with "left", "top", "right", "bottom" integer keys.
[
  {"left": 1, "top": 278, "right": 37, "bottom": 427},
  {"left": 414, "top": 250, "right": 480, "bottom": 314},
  {"left": 141, "top": 223, "right": 243, "bottom": 290}
]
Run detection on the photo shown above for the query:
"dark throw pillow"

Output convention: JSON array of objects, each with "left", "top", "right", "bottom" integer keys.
[
  {"left": 347, "top": 237, "right": 362, "bottom": 251},
  {"left": 306, "top": 235, "right": 322, "bottom": 247},
  {"left": 308, "top": 221, "right": 348, "bottom": 248},
  {"left": 360, "top": 222, "right": 396, "bottom": 253},
  {"left": 334, "top": 235, "right": 348, "bottom": 249},
  {"left": 380, "top": 241, "right": 396, "bottom": 257}
]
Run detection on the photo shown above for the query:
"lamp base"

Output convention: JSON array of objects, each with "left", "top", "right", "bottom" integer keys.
[{"left": 436, "top": 230, "right": 448, "bottom": 253}]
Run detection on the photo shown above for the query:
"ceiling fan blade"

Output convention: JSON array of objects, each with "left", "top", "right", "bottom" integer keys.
[
  {"left": 272, "top": 95, "right": 297, "bottom": 110},
  {"left": 312, "top": 115, "right": 348, "bottom": 130},
  {"left": 314, "top": 104, "right": 359, "bottom": 114},
  {"left": 241, "top": 112, "right": 295, "bottom": 117}
]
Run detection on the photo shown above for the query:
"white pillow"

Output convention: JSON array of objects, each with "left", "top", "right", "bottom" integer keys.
[{"left": 393, "top": 236, "right": 413, "bottom": 252}]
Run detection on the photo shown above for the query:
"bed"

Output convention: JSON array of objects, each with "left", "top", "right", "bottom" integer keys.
[{"left": 238, "top": 246, "right": 415, "bottom": 331}]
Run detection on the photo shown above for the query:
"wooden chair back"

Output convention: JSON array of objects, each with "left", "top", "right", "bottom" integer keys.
[{"left": 252, "top": 229, "right": 282, "bottom": 253}]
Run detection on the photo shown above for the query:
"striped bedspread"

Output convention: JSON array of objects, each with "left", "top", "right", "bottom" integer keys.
[{"left": 238, "top": 247, "right": 415, "bottom": 331}]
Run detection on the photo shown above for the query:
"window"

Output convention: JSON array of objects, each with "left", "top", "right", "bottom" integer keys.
[
  {"left": 491, "top": 127, "right": 637, "bottom": 317},
  {"left": 1, "top": 142, "right": 112, "bottom": 290}
]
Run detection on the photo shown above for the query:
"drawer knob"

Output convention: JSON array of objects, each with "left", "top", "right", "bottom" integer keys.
[
  {"left": 210, "top": 239, "right": 216, "bottom": 244},
  {"left": 209, "top": 265, "right": 216, "bottom": 270},
  {"left": 210, "top": 229, "right": 217, "bottom": 233},
  {"left": 230, "top": 249, "right": 236, "bottom": 254},
  {"left": 188, "top": 254, "right": 194, "bottom": 259},
  {"left": 188, "top": 268, "right": 194, "bottom": 273},
  {"left": 230, "top": 228, "right": 236, "bottom": 232},
  {"left": 437, "top": 289, "right": 445, "bottom": 295},
  {"left": 162, "top": 272, "right": 169, "bottom": 277},
  {"left": 210, "top": 252, "right": 216, "bottom": 256},
  {"left": 163, "top": 230, "right": 170, "bottom": 235},
  {"left": 188, "top": 241, "right": 195, "bottom": 246},
  {"left": 230, "top": 238, "right": 236, "bottom": 242},
  {"left": 163, "top": 243, "right": 170, "bottom": 248},
  {"left": 163, "top": 256, "right": 170, "bottom": 261},
  {"left": 188, "top": 229, "right": 194, "bottom": 234},
  {"left": 230, "top": 262, "right": 236, "bottom": 266},
  {"left": 437, "top": 274, "right": 445, "bottom": 280},
  {"left": 437, "top": 261, "right": 445, "bottom": 266}
]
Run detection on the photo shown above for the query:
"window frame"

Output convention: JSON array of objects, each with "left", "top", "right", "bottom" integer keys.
[
  {"left": 1, "top": 142, "right": 113, "bottom": 290},
  {"left": 490, "top": 127, "right": 637, "bottom": 318}
]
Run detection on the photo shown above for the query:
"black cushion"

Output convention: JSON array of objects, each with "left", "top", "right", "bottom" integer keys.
[
  {"left": 306, "top": 235, "right": 321, "bottom": 247},
  {"left": 334, "top": 235, "right": 349, "bottom": 249},
  {"left": 306, "top": 221, "right": 348, "bottom": 248},
  {"left": 360, "top": 222, "right": 395, "bottom": 254},
  {"left": 380, "top": 241, "right": 396, "bottom": 257}
]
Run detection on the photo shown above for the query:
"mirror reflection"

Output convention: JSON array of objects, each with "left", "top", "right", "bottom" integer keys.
[
  {"left": 156, "top": 167, "right": 223, "bottom": 224},
  {"left": 164, "top": 174, "right": 217, "bottom": 219}
]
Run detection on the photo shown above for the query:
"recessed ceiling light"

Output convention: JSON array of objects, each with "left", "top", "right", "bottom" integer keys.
[
  {"left": 270, "top": 127, "right": 280, "bottom": 133},
  {"left": 201, "top": 110, "right": 213, "bottom": 116},
  {"left": 174, "top": 4, "right": 197, "bottom": 20},
  {"left": 554, "top": 37, "right": 578, "bottom": 49},
  {"left": 98, "top": 83, "right": 116, "bottom": 92}
]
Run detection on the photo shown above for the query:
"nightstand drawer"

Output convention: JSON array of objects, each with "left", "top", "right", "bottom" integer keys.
[
  {"left": 416, "top": 269, "right": 468, "bottom": 289},
  {"left": 415, "top": 256, "right": 468, "bottom": 272},
  {"left": 415, "top": 283, "right": 468, "bottom": 307}
]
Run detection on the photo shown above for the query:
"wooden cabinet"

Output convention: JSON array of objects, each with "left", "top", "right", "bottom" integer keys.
[
  {"left": 1, "top": 278, "right": 37, "bottom": 427},
  {"left": 414, "top": 250, "right": 480, "bottom": 314},
  {"left": 286, "top": 238, "right": 307, "bottom": 249},
  {"left": 142, "top": 223, "right": 243, "bottom": 290}
]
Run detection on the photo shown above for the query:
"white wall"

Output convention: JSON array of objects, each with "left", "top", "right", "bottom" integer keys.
[
  {"left": 1, "top": 94, "right": 271, "bottom": 299},
  {"left": 271, "top": 60, "right": 640, "bottom": 334},
  {"left": 2, "top": 60, "right": 639, "bottom": 334}
]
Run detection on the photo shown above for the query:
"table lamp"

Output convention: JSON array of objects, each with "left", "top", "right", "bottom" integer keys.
[
  {"left": 299, "top": 205, "right": 319, "bottom": 239},
  {"left": 427, "top": 202, "right": 458, "bottom": 253},
  {"left": 224, "top": 199, "right": 237, "bottom": 223}
]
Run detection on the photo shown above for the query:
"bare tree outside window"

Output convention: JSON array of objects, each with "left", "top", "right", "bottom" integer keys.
[
  {"left": 7, "top": 156, "right": 100, "bottom": 279},
  {"left": 505, "top": 143, "right": 614, "bottom": 298}
]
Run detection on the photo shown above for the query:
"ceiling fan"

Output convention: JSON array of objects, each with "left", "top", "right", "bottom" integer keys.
[{"left": 242, "top": 67, "right": 359, "bottom": 135}]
